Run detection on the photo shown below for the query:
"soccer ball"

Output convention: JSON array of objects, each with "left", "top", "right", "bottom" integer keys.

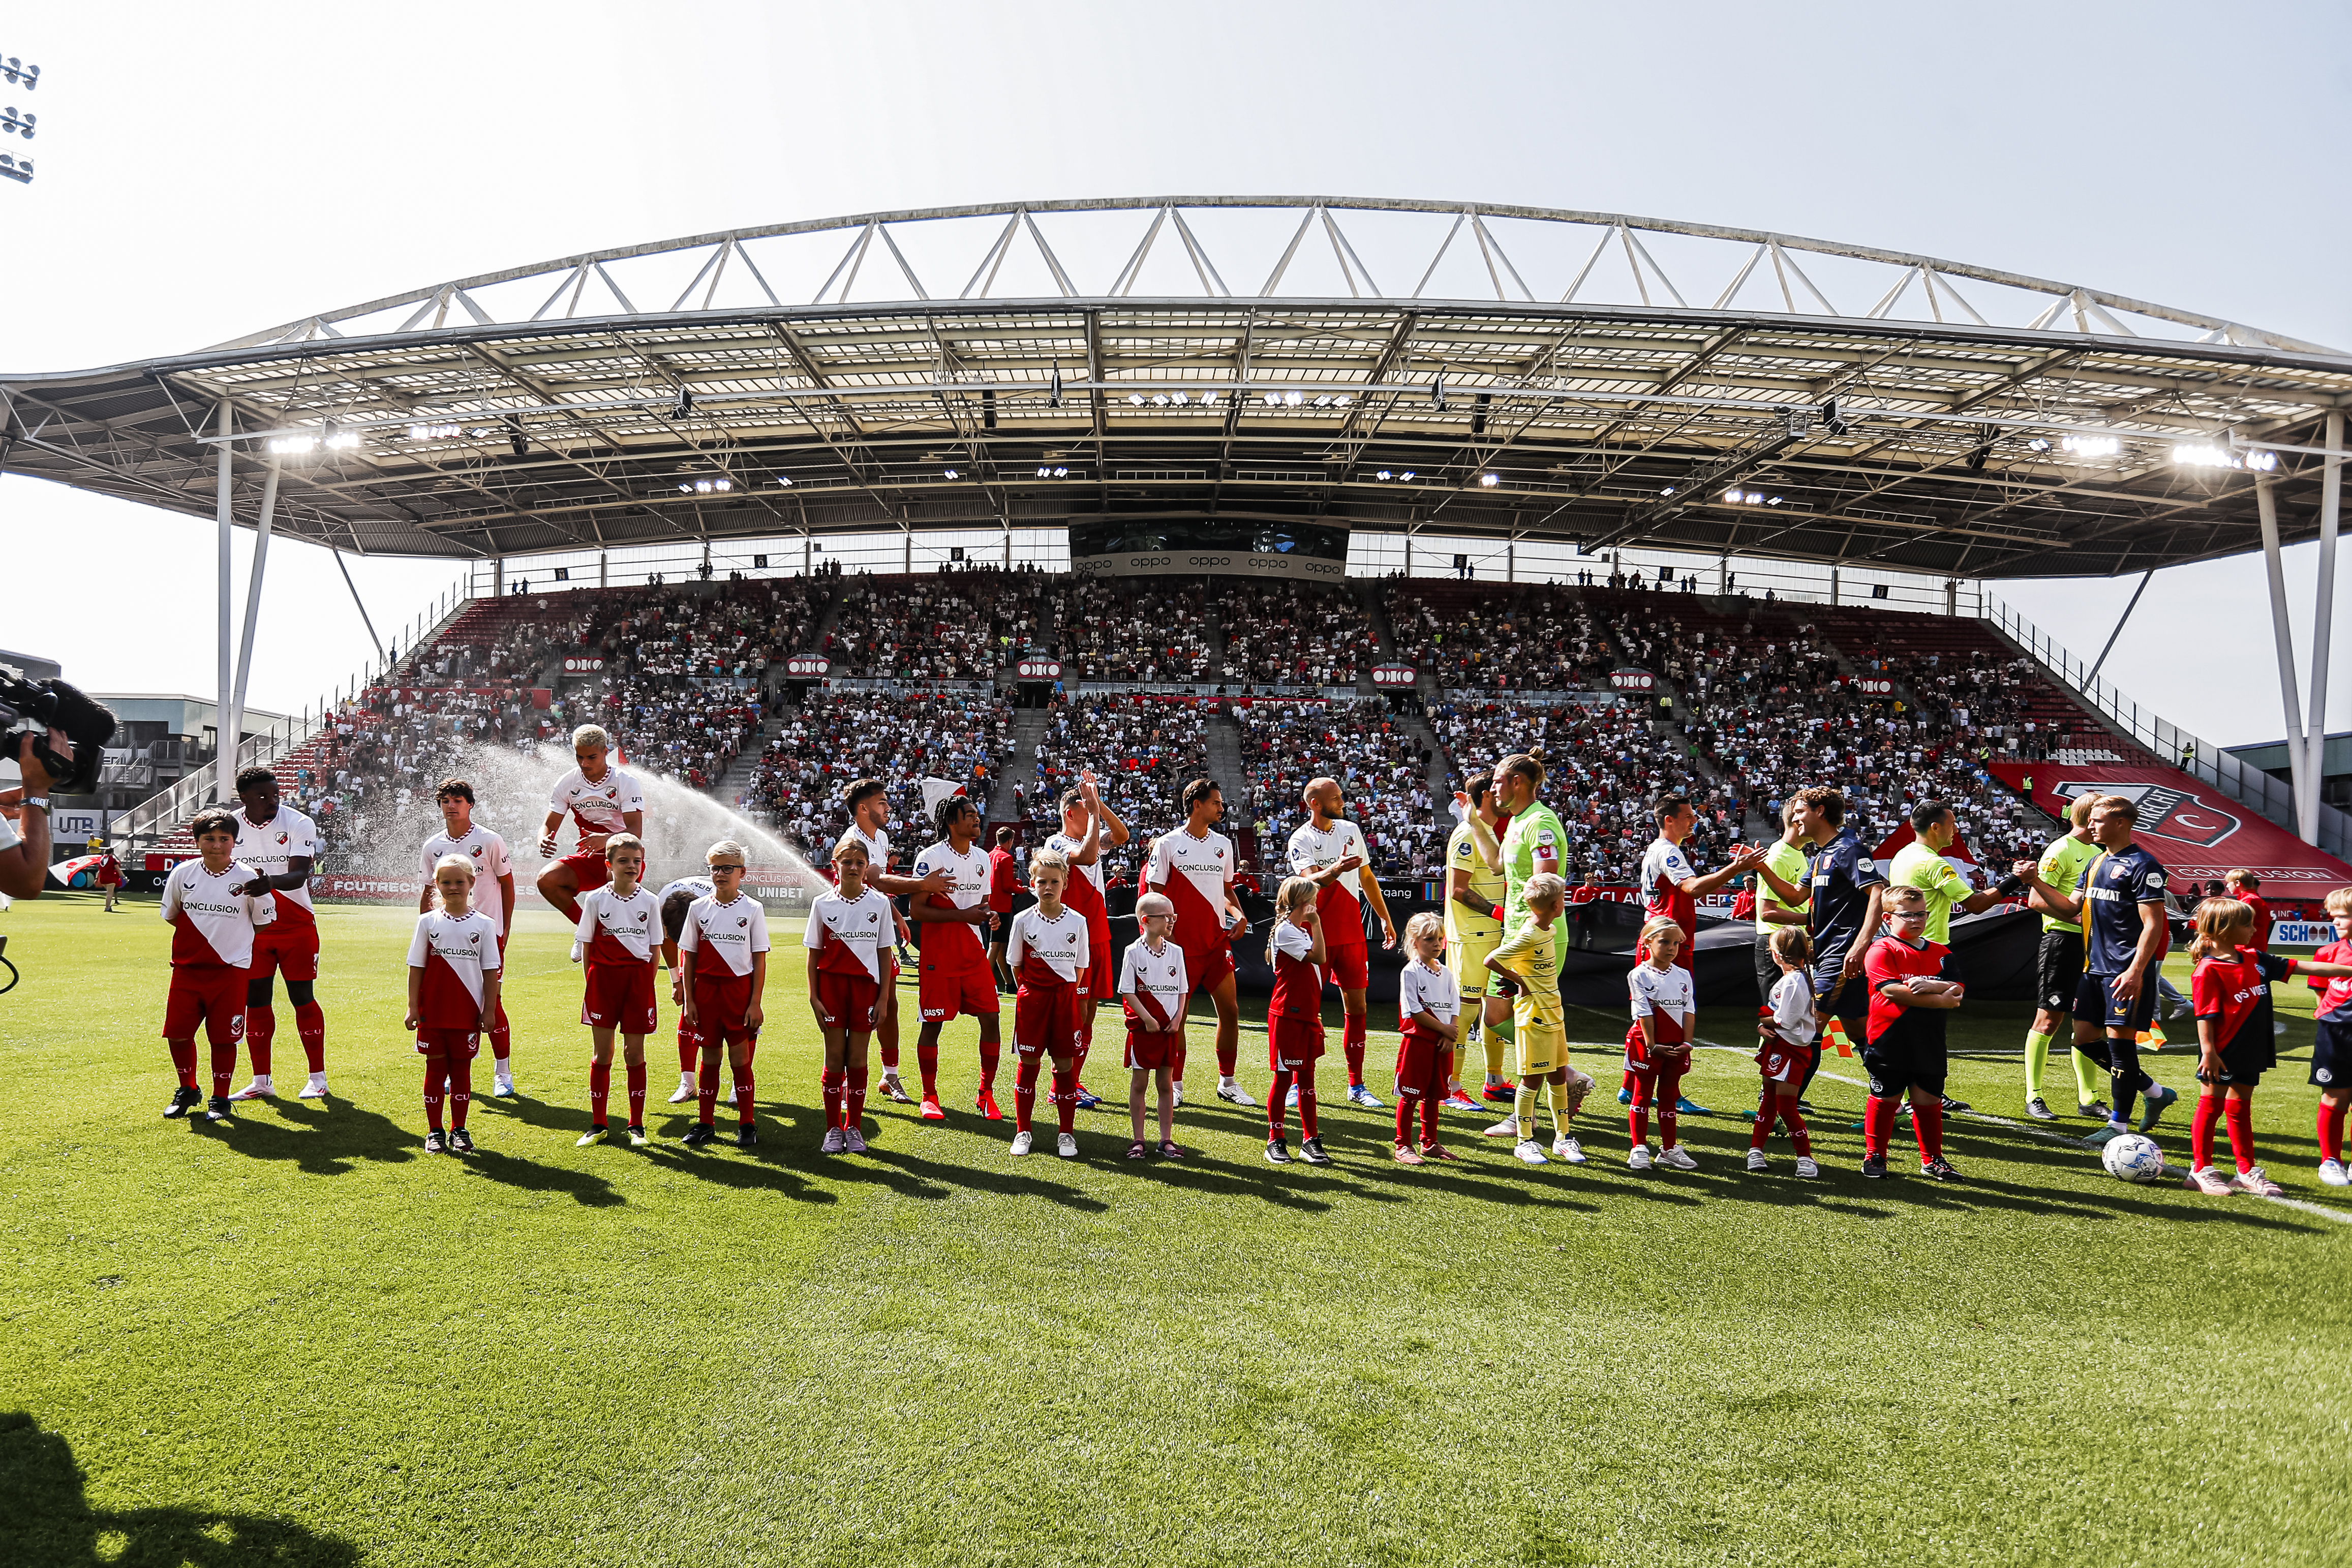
[{"left": 2100, "top": 1132, "right": 2165, "bottom": 1183}]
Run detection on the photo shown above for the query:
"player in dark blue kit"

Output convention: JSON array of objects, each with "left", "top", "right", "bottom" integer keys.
[
  {"left": 2013, "top": 793, "right": 2179, "bottom": 1146},
  {"left": 1791, "top": 786, "right": 1882, "bottom": 1103}
]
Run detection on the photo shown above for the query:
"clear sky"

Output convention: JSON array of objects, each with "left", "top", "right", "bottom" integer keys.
[{"left": 3, "top": 0, "right": 2346, "bottom": 745}]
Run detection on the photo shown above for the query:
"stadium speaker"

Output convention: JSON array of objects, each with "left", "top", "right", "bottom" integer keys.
[
  {"left": 1472, "top": 392, "right": 1489, "bottom": 436},
  {"left": 1430, "top": 373, "right": 1448, "bottom": 412},
  {"left": 670, "top": 388, "right": 693, "bottom": 420},
  {"left": 983, "top": 388, "right": 997, "bottom": 430},
  {"left": 753, "top": 555, "right": 768, "bottom": 569},
  {"left": 1049, "top": 366, "right": 1064, "bottom": 408},
  {"left": 554, "top": 567, "right": 569, "bottom": 581}
]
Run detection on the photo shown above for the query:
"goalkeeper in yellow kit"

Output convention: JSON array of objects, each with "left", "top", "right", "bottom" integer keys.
[{"left": 1443, "top": 777, "right": 1513, "bottom": 1107}]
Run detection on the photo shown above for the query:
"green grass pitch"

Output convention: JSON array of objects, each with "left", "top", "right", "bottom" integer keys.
[{"left": 2, "top": 896, "right": 2347, "bottom": 1567}]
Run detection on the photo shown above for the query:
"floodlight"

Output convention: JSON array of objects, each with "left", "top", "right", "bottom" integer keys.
[
  {"left": 1660, "top": 486, "right": 1674, "bottom": 496},
  {"left": 1376, "top": 470, "right": 1392, "bottom": 480},
  {"left": 1399, "top": 470, "right": 1415, "bottom": 481},
  {"left": 407, "top": 422, "right": 461, "bottom": 440},
  {"left": 1151, "top": 394, "right": 1168, "bottom": 407},
  {"left": 1766, "top": 496, "right": 1781, "bottom": 505},
  {"left": 0, "top": 59, "right": 37, "bottom": 90},
  {"left": 324, "top": 430, "right": 361, "bottom": 451},
  {"left": 1313, "top": 396, "right": 1331, "bottom": 408},
  {"left": 1171, "top": 391, "right": 1188, "bottom": 406},
  {"left": 2026, "top": 437, "right": 2051, "bottom": 453},
  {"left": 775, "top": 474, "right": 792, "bottom": 486},
  {"left": 1, "top": 106, "right": 33, "bottom": 139},
  {"left": 1724, "top": 487, "right": 1742, "bottom": 503},
  {"left": 1748, "top": 491, "right": 1764, "bottom": 504},
  {"left": 1037, "top": 466, "right": 1052, "bottom": 478},
  {"left": 0, "top": 152, "right": 26, "bottom": 184},
  {"left": 2245, "top": 449, "right": 2278, "bottom": 472},
  {"left": 1263, "top": 392, "right": 1280, "bottom": 406},
  {"left": 1128, "top": 393, "right": 1145, "bottom": 406},
  {"left": 2060, "top": 435, "right": 2118, "bottom": 458},
  {"left": 943, "top": 468, "right": 959, "bottom": 478},
  {"left": 1053, "top": 466, "right": 1067, "bottom": 477},
  {"left": 268, "top": 435, "right": 317, "bottom": 455},
  {"left": 1334, "top": 395, "right": 1352, "bottom": 407},
  {"left": 1479, "top": 473, "right": 1499, "bottom": 487},
  {"left": 1202, "top": 390, "right": 1219, "bottom": 407}
]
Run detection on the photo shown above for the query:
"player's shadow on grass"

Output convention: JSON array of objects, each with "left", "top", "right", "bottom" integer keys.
[
  {"left": 0, "top": 1411, "right": 358, "bottom": 1566},
  {"left": 201, "top": 1096, "right": 420, "bottom": 1178},
  {"left": 461, "top": 1149, "right": 626, "bottom": 1207}
]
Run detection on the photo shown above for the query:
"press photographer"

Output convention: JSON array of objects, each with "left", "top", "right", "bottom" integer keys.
[{"left": 0, "top": 668, "right": 118, "bottom": 901}]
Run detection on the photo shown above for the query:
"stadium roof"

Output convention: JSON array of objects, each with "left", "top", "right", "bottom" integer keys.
[{"left": 4, "top": 196, "right": 2348, "bottom": 580}]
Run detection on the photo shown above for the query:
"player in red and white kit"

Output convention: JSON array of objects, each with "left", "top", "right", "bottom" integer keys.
[
  {"left": 1288, "top": 777, "right": 1398, "bottom": 1109},
  {"left": 1626, "top": 792, "right": 1767, "bottom": 1116},
  {"left": 656, "top": 871, "right": 716, "bottom": 1103},
  {"left": 1146, "top": 777, "right": 1249, "bottom": 1109},
  {"left": 571, "top": 833, "right": 659, "bottom": 1146},
  {"left": 1118, "top": 891, "right": 1187, "bottom": 1159},
  {"left": 536, "top": 725, "right": 645, "bottom": 923},
  {"left": 679, "top": 840, "right": 771, "bottom": 1151},
  {"left": 807, "top": 834, "right": 892, "bottom": 1154},
  {"left": 910, "top": 794, "right": 1004, "bottom": 1122},
  {"left": 1005, "top": 848, "right": 1091, "bottom": 1159},
  {"left": 228, "top": 765, "right": 330, "bottom": 1101},
  {"left": 842, "top": 778, "right": 941, "bottom": 1105},
  {"left": 1262, "top": 876, "right": 1332, "bottom": 1166},
  {"left": 417, "top": 776, "right": 518, "bottom": 1096},
  {"left": 406, "top": 855, "right": 503, "bottom": 1155},
  {"left": 159, "top": 809, "right": 274, "bottom": 1124},
  {"left": 1042, "top": 771, "right": 1124, "bottom": 1109}
]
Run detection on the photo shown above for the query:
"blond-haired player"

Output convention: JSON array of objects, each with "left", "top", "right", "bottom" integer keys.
[{"left": 538, "top": 724, "right": 646, "bottom": 924}]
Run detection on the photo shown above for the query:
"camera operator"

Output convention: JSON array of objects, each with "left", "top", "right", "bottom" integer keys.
[{"left": 0, "top": 733, "right": 54, "bottom": 900}]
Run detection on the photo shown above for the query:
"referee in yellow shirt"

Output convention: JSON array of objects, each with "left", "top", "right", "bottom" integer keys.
[{"left": 1752, "top": 801, "right": 1815, "bottom": 1003}]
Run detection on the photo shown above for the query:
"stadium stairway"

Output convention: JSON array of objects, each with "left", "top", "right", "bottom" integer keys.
[
  {"left": 1657, "top": 675, "right": 1774, "bottom": 841},
  {"left": 992, "top": 708, "right": 1050, "bottom": 825},
  {"left": 1203, "top": 706, "right": 1255, "bottom": 864},
  {"left": 1354, "top": 578, "right": 1396, "bottom": 697}
]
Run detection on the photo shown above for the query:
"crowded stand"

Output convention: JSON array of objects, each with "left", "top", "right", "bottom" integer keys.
[
  {"left": 745, "top": 688, "right": 1015, "bottom": 862},
  {"left": 821, "top": 567, "right": 1052, "bottom": 681},
  {"left": 1218, "top": 581, "right": 1376, "bottom": 687},
  {"left": 1024, "top": 693, "right": 1212, "bottom": 885},
  {"left": 586, "top": 681, "right": 759, "bottom": 793},
  {"left": 1429, "top": 697, "right": 1743, "bottom": 884},
  {"left": 1044, "top": 579, "right": 1218, "bottom": 684},
  {"left": 1234, "top": 699, "right": 1438, "bottom": 877},
  {"left": 1386, "top": 580, "right": 1690, "bottom": 692}
]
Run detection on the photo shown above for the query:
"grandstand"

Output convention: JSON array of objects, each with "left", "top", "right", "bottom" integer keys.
[{"left": 12, "top": 196, "right": 2345, "bottom": 896}]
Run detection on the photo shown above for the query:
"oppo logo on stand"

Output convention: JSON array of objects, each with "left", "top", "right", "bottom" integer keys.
[
  {"left": 561, "top": 656, "right": 604, "bottom": 673},
  {"left": 1609, "top": 669, "right": 1655, "bottom": 692},
  {"left": 784, "top": 656, "right": 831, "bottom": 677},
  {"left": 1371, "top": 665, "right": 1417, "bottom": 688}
]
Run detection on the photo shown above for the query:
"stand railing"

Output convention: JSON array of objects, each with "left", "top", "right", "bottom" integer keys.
[{"left": 1982, "top": 592, "right": 2350, "bottom": 860}]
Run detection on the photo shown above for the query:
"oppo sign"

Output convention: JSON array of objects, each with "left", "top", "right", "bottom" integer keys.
[
  {"left": 784, "top": 655, "right": 832, "bottom": 678},
  {"left": 1842, "top": 677, "right": 1896, "bottom": 697},
  {"left": 561, "top": 656, "right": 604, "bottom": 673},
  {"left": 1370, "top": 665, "right": 1417, "bottom": 688},
  {"left": 1609, "top": 669, "right": 1656, "bottom": 692},
  {"left": 1016, "top": 658, "right": 1063, "bottom": 681}
]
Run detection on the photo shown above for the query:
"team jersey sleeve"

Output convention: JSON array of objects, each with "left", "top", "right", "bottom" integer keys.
[
  {"left": 1073, "top": 920, "right": 1090, "bottom": 986},
  {"left": 1489, "top": 925, "right": 1536, "bottom": 979},
  {"left": 482, "top": 834, "right": 512, "bottom": 879},
  {"left": 748, "top": 904, "right": 771, "bottom": 955},
  {"left": 2190, "top": 959, "right": 2222, "bottom": 1020},
  {"left": 1116, "top": 944, "right": 1142, "bottom": 999},
  {"left": 1144, "top": 836, "right": 1169, "bottom": 888},
  {"left": 2258, "top": 951, "right": 2294, "bottom": 984},
  {"left": 289, "top": 815, "right": 319, "bottom": 858},
  {"left": 408, "top": 914, "right": 433, "bottom": 968},
  {"left": 1662, "top": 846, "right": 1695, "bottom": 885},
  {"left": 1926, "top": 858, "right": 1968, "bottom": 898},
  {"left": 574, "top": 895, "right": 600, "bottom": 945},
  {"left": 1770, "top": 973, "right": 1813, "bottom": 1040},
  {"left": 2135, "top": 863, "right": 2167, "bottom": 903},
  {"left": 418, "top": 841, "right": 438, "bottom": 878},
  {"left": 1627, "top": 967, "right": 1656, "bottom": 1017},
  {"left": 803, "top": 904, "right": 830, "bottom": 955},
  {"left": 1006, "top": 913, "right": 1030, "bottom": 971},
  {"left": 615, "top": 773, "right": 645, "bottom": 814},
  {"left": 1273, "top": 921, "right": 1312, "bottom": 962},
  {"left": 160, "top": 868, "right": 184, "bottom": 924},
  {"left": 1285, "top": 825, "right": 1316, "bottom": 876},
  {"left": 480, "top": 920, "right": 502, "bottom": 974},
  {"left": 1865, "top": 939, "right": 1900, "bottom": 996},
  {"left": 679, "top": 907, "right": 703, "bottom": 951},
  {"left": 245, "top": 873, "right": 275, "bottom": 930},
  {"left": 548, "top": 777, "right": 570, "bottom": 813},
  {"left": 1854, "top": 846, "right": 1886, "bottom": 888}
]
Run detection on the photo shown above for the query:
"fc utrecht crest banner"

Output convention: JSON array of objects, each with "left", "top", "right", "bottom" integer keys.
[
  {"left": 1989, "top": 762, "right": 2352, "bottom": 888},
  {"left": 920, "top": 776, "right": 969, "bottom": 820}
]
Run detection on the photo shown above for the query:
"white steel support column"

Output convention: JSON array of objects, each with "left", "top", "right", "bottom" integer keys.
[
  {"left": 1718, "top": 555, "right": 1729, "bottom": 595},
  {"left": 212, "top": 404, "right": 234, "bottom": 801},
  {"left": 2305, "top": 410, "right": 2344, "bottom": 836},
  {"left": 226, "top": 460, "right": 282, "bottom": 786},
  {"left": 599, "top": 551, "right": 608, "bottom": 589},
  {"left": 493, "top": 557, "right": 505, "bottom": 597},
  {"left": 1831, "top": 568, "right": 1840, "bottom": 607},
  {"left": 2254, "top": 474, "right": 2311, "bottom": 838}
]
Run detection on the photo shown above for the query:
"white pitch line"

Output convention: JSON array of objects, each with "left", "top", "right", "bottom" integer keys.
[{"left": 2263, "top": 1195, "right": 2352, "bottom": 1225}]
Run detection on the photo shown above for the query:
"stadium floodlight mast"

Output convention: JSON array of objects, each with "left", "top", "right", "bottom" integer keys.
[{"left": 0, "top": 54, "right": 36, "bottom": 185}]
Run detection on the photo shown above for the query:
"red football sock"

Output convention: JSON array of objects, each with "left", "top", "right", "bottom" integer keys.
[
  {"left": 246, "top": 1003, "right": 275, "bottom": 1077},
  {"left": 2321, "top": 1100, "right": 2348, "bottom": 1164},
  {"left": 488, "top": 1017, "right": 510, "bottom": 1066},
  {"left": 879, "top": 1025, "right": 900, "bottom": 1073},
  {"left": 1053, "top": 1064, "right": 1078, "bottom": 1135},
  {"left": 1014, "top": 1055, "right": 1040, "bottom": 1133},
  {"left": 678, "top": 1030, "right": 698, "bottom": 1075},
  {"left": 733, "top": 1064, "right": 755, "bottom": 1126},
  {"left": 1173, "top": 1036, "right": 1189, "bottom": 1084},
  {"left": 589, "top": 1060, "right": 611, "bottom": 1126},
  {"left": 1296, "top": 1065, "right": 1320, "bottom": 1140},
  {"left": 1268, "top": 1070, "right": 1292, "bottom": 1137},
  {"left": 1783, "top": 1102, "right": 1812, "bottom": 1156},
  {"left": 696, "top": 1077, "right": 717, "bottom": 1126},
  {"left": 1343, "top": 1012, "right": 1367, "bottom": 1087},
  {"left": 822, "top": 1070, "right": 844, "bottom": 1129},
  {"left": 2223, "top": 1095, "right": 2256, "bottom": 1175},
  {"left": 209, "top": 1043, "right": 236, "bottom": 1099},
  {"left": 1394, "top": 1095, "right": 1415, "bottom": 1146},
  {"left": 447, "top": 1052, "right": 473, "bottom": 1130},
  {"left": 979, "top": 1041, "right": 1000, "bottom": 1093},
  {"left": 1629, "top": 1100, "right": 1650, "bottom": 1148},
  {"left": 1750, "top": 1098, "right": 1777, "bottom": 1150},
  {"left": 1215, "top": 1029, "right": 1236, "bottom": 1079},
  {"left": 1073, "top": 1036, "right": 1090, "bottom": 1089},
  {"left": 917, "top": 1043, "right": 940, "bottom": 1098},
  {"left": 1622, "top": 1068, "right": 1637, "bottom": 1095},
  {"left": 1657, "top": 1069, "right": 1682, "bottom": 1149},
  {"left": 1863, "top": 1096, "right": 1896, "bottom": 1158},
  {"left": 845, "top": 1067, "right": 868, "bottom": 1129},
  {"left": 2192, "top": 1092, "right": 2222, "bottom": 1172},
  {"left": 424, "top": 1056, "right": 445, "bottom": 1131},
  {"left": 1912, "top": 1100, "right": 1944, "bottom": 1163},
  {"left": 294, "top": 1001, "right": 326, "bottom": 1073},
  {"left": 168, "top": 1040, "right": 198, "bottom": 1091},
  {"left": 625, "top": 1060, "right": 646, "bottom": 1125},
  {"left": 1421, "top": 1085, "right": 1442, "bottom": 1144}
]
